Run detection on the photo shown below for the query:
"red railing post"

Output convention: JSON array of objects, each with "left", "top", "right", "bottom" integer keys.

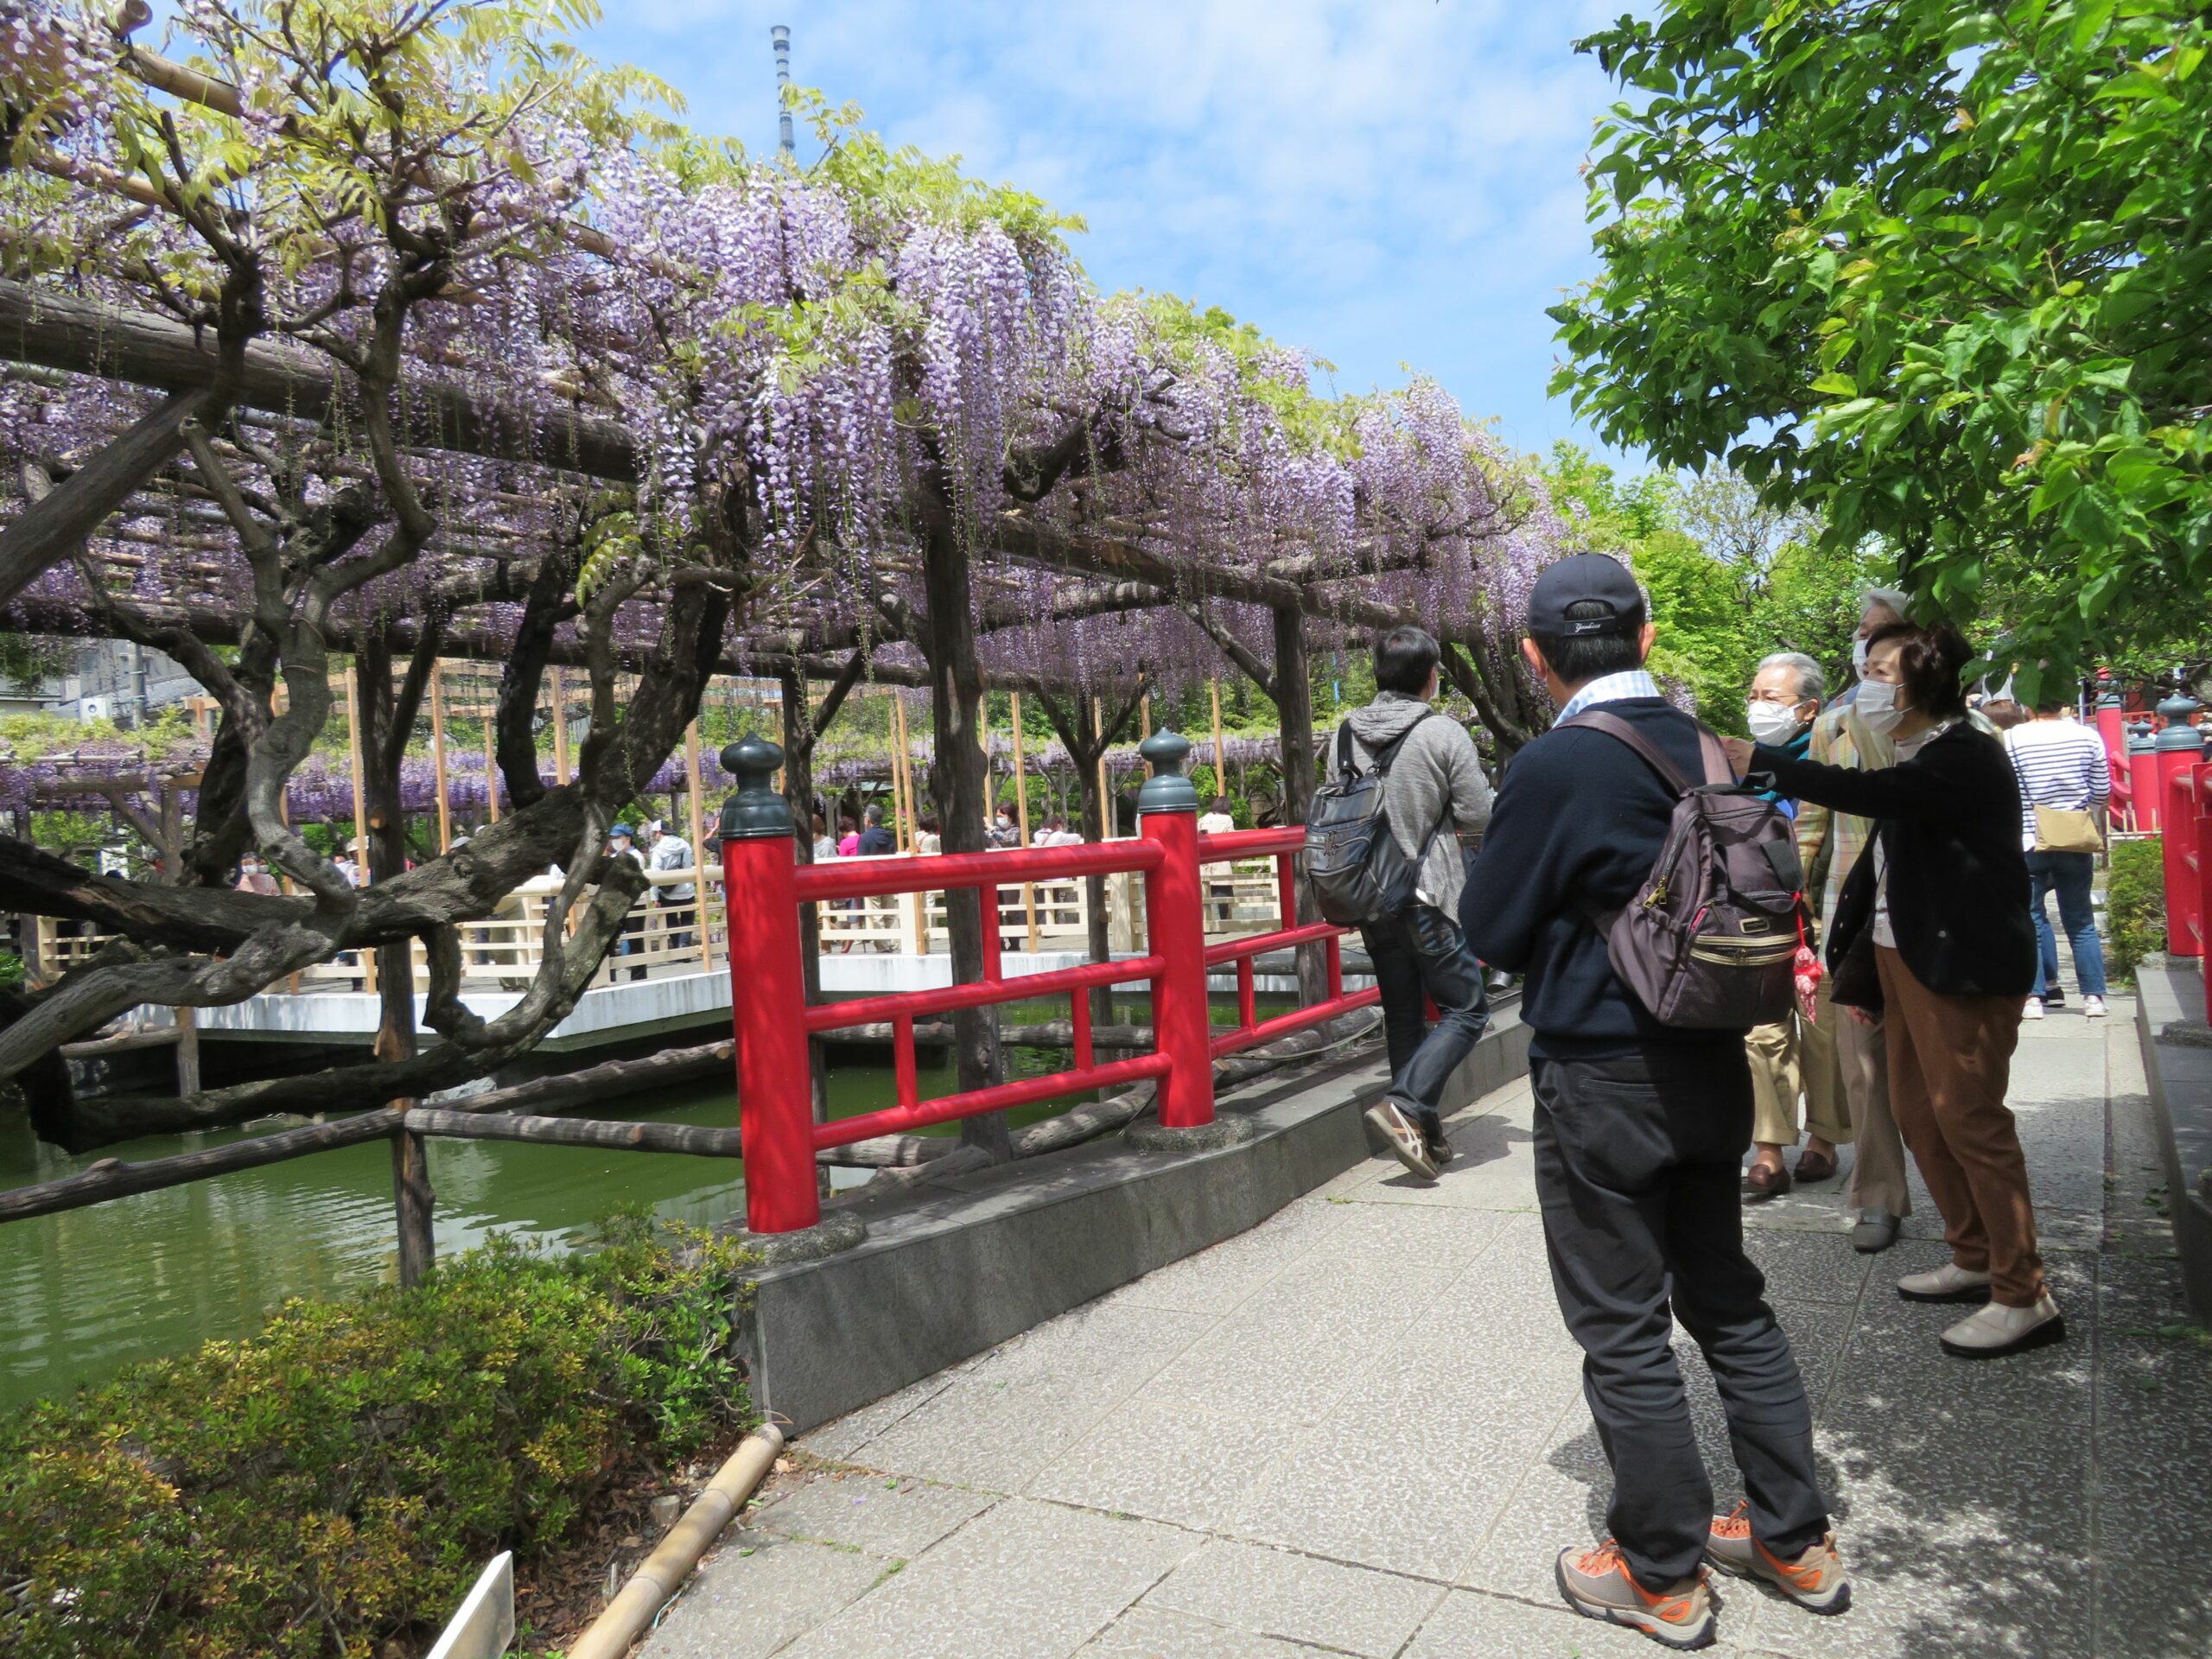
[
  {"left": 2196, "top": 762, "right": 2212, "bottom": 1023},
  {"left": 2161, "top": 739, "right": 2204, "bottom": 957},
  {"left": 1138, "top": 732, "right": 1216, "bottom": 1129},
  {"left": 719, "top": 736, "right": 820, "bottom": 1234}
]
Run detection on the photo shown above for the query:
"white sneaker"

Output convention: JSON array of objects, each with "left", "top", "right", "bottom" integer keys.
[
  {"left": 2083, "top": 995, "right": 2107, "bottom": 1019},
  {"left": 2023, "top": 996, "right": 2044, "bottom": 1020},
  {"left": 1940, "top": 1292, "right": 2066, "bottom": 1358},
  {"left": 1897, "top": 1262, "right": 1993, "bottom": 1303},
  {"left": 1363, "top": 1097, "right": 1439, "bottom": 1182}
]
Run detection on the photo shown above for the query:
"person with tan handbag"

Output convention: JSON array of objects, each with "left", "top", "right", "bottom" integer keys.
[{"left": 2003, "top": 699, "right": 2112, "bottom": 1019}]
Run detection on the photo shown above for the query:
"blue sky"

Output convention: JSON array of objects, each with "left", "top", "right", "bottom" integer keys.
[{"left": 582, "top": 1, "right": 1639, "bottom": 468}]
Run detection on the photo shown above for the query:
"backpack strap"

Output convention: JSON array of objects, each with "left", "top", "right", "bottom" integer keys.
[
  {"left": 1341, "top": 709, "right": 1437, "bottom": 779},
  {"left": 1560, "top": 709, "right": 1702, "bottom": 795}
]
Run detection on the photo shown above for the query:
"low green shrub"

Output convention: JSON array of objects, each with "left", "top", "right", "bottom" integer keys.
[
  {"left": 0, "top": 1213, "right": 753, "bottom": 1659},
  {"left": 2107, "top": 837, "right": 2167, "bottom": 988}
]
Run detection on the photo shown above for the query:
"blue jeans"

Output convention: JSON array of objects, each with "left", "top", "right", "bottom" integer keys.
[
  {"left": 1360, "top": 903, "right": 1491, "bottom": 1132},
  {"left": 2026, "top": 850, "right": 2106, "bottom": 999}
]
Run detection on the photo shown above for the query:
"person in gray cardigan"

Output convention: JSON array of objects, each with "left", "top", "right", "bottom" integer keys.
[{"left": 1338, "top": 626, "right": 1497, "bottom": 1180}]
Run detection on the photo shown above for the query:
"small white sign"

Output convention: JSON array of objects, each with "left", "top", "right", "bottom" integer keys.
[{"left": 425, "top": 1551, "right": 515, "bottom": 1659}]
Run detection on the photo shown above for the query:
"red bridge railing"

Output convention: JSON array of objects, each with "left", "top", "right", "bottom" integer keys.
[
  {"left": 719, "top": 730, "right": 1374, "bottom": 1235},
  {"left": 2161, "top": 755, "right": 2212, "bottom": 1024}
]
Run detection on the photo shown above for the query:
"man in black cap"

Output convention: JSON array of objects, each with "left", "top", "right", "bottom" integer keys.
[{"left": 1459, "top": 555, "right": 1843, "bottom": 1649}]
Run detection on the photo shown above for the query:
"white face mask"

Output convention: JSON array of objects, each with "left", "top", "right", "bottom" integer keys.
[
  {"left": 1851, "top": 636, "right": 1872, "bottom": 676},
  {"left": 1745, "top": 701, "right": 1807, "bottom": 745},
  {"left": 1856, "top": 680, "right": 1908, "bottom": 735}
]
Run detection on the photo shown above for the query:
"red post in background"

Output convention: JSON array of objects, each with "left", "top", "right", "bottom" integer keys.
[
  {"left": 720, "top": 735, "right": 820, "bottom": 1234},
  {"left": 2096, "top": 699, "right": 2131, "bottom": 831},
  {"left": 1137, "top": 731, "right": 1217, "bottom": 1130}
]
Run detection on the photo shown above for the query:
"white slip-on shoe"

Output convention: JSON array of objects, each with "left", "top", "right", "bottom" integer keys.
[
  {"left": 2084, "top": 995, "right": 2107, "bottom": 1019},
  {"left": 2023, "top": 996, "right": 2044, "bottom": 1020},
  {"left": 1940, "top": 1292, "right": 2067, "bottom": 1358},
  {"left": 1897, "top": 1262, "right": 1993, "bottom": 1303}
]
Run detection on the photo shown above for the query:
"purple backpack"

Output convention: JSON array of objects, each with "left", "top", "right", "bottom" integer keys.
[{"left": 1562, "top": 710, "right": 1802, "bottom": 1030}]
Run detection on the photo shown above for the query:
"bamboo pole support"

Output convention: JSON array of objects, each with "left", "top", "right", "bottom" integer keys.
[
  {"left": 430, "top": 660, "right": 452, "bottom": 852},
  {"left": 1210, "top": 678, "right": 1227, "bottom": 803},
  {"left": 1141, "top": 693, "right": 1152, "bottom": 741},
  {"left": 893, "top": 690, "right": 925, "bottom": 947},
  {"left": 549, "top": 665, "right": 571, "bottom": 785},
  {"left": 1012, "top": 691, "right": 1039, "bottom": 952},
  {"left": 482, "top": 713, "right": 500, "bottom": 822},
  {"left": 1094, "top": 696, "right": 1111, "bottom": 840},
  {"left": 684, "top": 721, "right": 711, "bottom": 969}
]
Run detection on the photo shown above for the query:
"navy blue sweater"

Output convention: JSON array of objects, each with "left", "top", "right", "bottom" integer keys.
[{"left": 1459, "top": 697, "right": 1743, "bottom": 1061}]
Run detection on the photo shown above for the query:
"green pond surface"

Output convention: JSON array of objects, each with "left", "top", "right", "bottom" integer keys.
[{"left": 1, "top": 994, "right": 1277, "bottom": 1410}]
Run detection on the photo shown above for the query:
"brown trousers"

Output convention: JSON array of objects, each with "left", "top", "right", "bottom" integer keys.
[{"left": 1874, "top": 945, "right": 2044, "bottom": 1306}]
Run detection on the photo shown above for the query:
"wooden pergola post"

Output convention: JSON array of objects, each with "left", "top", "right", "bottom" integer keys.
[
  {"left": 429, "top": 660, "right": 452, "bottom": 853},
  {"left": 343, "top": 663, "right": 377, "bottom": 995},
  {"left": 1012, "top": 691, "right": 1039, "bottom": 951},
  {"left": 684, "top": 720, "right": 711, "bottom": 969}
]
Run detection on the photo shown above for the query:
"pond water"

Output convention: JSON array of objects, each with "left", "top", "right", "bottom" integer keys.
[{"left": 0, "top": 994, "right": 1253, "bottom": 1411}]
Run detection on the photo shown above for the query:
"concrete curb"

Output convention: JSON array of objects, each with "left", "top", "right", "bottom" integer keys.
[{"left": 2133, "top": 956, "right": 2212, "bottom": 1322}]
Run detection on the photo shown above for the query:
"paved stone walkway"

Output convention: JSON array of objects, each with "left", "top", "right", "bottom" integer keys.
[{"left": 647, "top": 1002, "right": 2212, "bottom": 1658}]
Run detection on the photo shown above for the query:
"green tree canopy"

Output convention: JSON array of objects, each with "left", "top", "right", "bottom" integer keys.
[
  {"left": 1546, "top": 445, "right": 1887, "bottom": 727},
  {"left": 1552, "top": 0, "right": 2212, "bottom": 698}
]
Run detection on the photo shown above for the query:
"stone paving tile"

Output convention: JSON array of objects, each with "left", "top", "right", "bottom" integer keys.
[
  {"left": 1230, "top": 1380, "right": 1573, "bottom": 1580},
  {"left": 1308, "top": 1194, "right": 1514, "bottom": 1261},
  {"left": 1026, "top": 1396, "right": 1306, "bottom": 1531},
  {"left": 1074, "top": 1605, "right": 1326, "bottom": 1659},
  {"left": 848, "top": 1305, "right": 1215, "bottom": 1491},
  {"left": 1337, "top": 1109, "right": 1541, "bottom": 1211},
  {"left": 645, "top": 1530, "right": 899, "bottom": 1659},
  {"left": 1141, "top": 1539, "right": 1445, "bottom": 1658},
  {"left": 1404, "top": 1586, "right": 1754, "bottom": 1658},
  {"left": 1739, "top": 1227, "right": 1877, "bottom": 1306},
  {"left": 774, "top": 1498, "right": 1198, "bottom": 1659},
  {"left": 747, "top": 1470, "right": 992, "bottom": 1557},
  {"left": 1746, "top": 1421, "right": 2097, "bottom": 1659},
  {"left": 802, "top": 1360, "right": 975, "bottom": 1463},
  {"left": 1103, "top": 1198, "right": 1349, "bottom": 1318}
]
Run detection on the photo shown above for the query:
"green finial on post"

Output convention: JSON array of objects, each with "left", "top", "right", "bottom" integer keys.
[
  {"left": 719, "top": 735, "right": 791, "bottom": 839},
  {"left": 1137, "top": 729, "right": 1198, "bottom": 814}
]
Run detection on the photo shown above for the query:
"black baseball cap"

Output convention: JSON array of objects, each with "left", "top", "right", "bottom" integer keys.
[{"left": 1527, "top": 554, "right": 1644, "bottom": 638}]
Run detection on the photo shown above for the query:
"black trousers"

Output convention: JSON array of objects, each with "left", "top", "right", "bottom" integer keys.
[
  {"left": 1531, "top": 1045, "right": 1830, "bottom": 1587},
  {"left": 1360, "top": 903, "right": 1489, "bottom": 1131}
]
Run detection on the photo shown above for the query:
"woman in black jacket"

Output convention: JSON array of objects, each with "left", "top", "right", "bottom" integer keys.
[{"left": 1724, "top": 624, "right": 2058, "bottom": 1360}]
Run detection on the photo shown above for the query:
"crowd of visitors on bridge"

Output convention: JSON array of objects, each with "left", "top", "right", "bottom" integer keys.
[{"left": 1327, "top": 559, "right": 2090, "bottom": 1649}]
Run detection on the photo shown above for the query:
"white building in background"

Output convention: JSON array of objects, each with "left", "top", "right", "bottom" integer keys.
[{"left": 1, "top": 640, "right": 198, "bottom": 723}]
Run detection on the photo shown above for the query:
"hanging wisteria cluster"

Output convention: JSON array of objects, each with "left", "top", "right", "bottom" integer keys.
[
  {"left": 0, "top": 0, "right": 1573, "bottom": 692},
  {"left": 0, "top": 0, "right": 1586, "bottom": 1134}
]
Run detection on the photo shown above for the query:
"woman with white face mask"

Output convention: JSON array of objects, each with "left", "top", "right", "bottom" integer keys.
[{"left": 1724, "top": 625, "right": 2053, "bottom": 1359}]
